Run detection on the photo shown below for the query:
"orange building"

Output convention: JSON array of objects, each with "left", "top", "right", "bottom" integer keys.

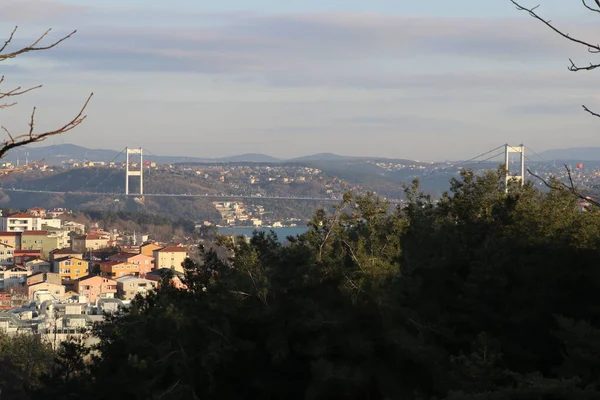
[{"left": 100, "top": 261, "right": 146, "bottom": 279}]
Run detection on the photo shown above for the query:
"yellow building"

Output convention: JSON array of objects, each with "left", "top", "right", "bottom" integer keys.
[
  {"left": 140, "top": 242, "right": 162, "bottom": 258},
  {"left": 53, "top": 256, "right": 89, "bottom": 281},
  {"left": 0, "top": 232, "right": 21, "bottom": 250},
  {"left": 153, "top": 246, "right": 188, "bottom": 274}
]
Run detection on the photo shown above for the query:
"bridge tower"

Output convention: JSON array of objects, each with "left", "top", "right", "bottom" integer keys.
[
  {"left": 504, "top": 144, "right": 525, "bottom": 192},
  {"left": 125, "top": 147, "right": 143, "bottom": 196}
]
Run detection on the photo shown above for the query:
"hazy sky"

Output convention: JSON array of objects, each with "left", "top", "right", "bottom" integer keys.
[{"left": 1, "top": 0, "right": 599, "bottom": 160}]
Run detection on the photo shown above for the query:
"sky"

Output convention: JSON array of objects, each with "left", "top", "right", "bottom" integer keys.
[{"left": 1, "top": 0, "right": 599, "bottom": 161}]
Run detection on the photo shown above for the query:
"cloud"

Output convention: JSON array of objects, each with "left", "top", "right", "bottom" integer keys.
[{"left": 18, "top": 9, "right": 590, "bottom": 84}]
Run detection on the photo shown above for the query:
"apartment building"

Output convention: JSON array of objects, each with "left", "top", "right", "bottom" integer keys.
[{"left": 0, "top": 213, "right": 41, "bottom": 232}]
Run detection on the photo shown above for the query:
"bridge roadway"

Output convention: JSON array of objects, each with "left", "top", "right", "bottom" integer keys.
[{"left": 0, "top": 188, "right": 402, "bottom": 204}]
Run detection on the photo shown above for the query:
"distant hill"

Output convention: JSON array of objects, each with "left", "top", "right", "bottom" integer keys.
[
  {"left": 286, "top": 153, "right": 365, "bottom": 162},
  {"left": 214, "top": 153, "right": 280, "bottom": 163},
  {"left": 537, "top": 147, "right": 600, "bottom": 161},
  {"left": 14, "top": 145, "right": 279, "bottom": 165}
]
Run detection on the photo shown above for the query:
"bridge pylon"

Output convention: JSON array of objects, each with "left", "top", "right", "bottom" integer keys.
[
  {"left": 125, "top": 147, "right": 143, "bottom": 196},
  {"left": 504, "top": 144, "right": 525, "bottom": 193}
]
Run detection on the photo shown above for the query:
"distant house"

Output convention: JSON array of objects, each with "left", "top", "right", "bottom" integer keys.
[
  {"left": 0, "top": 232, "right": 22, "bottom": 250},
  {"left": 28, "top": 281, "right": 65, "bottom": 300},
  {"left": 13, "top": 249, "right": 42, "bottom": 265},
  {"left": 139, "top": 242, "right": 162, "bottom": 258},
  {"left": 25, "top": 259, "right": 52, "bottom": 273},
  {"left": 115, "top": 275, "right": 157, "bottom": 300},
  {"left": 0, "top": 267, "right": 28, "bottom": 290},
  {"left": 27, "top": 207, "right": 47, "bottom": 218},
  {"left": 0, "top": 242, "right": 14, "bottom": 266},
  {"left": 27, "top": 271, "right": 62, "bottom": 286},
  {"left": 153, "top": 246, "right": 188, "bottom": 274},
  {"left": 62, "top": 221, "right": 85, "bottom": 234},
  {"left": 53, "top": 256, "right": 89, "bottom": 281},
  {"left": 72, "top": 234, "right": 109, "bottom": 253},
  {"left": 145, "top": 268, "right": 186, "bottom": 290},
  {"left": 50, "top": 248, "right": 83, "bottom": 263},
  {"left": 100, "top": 261, "right": 147, "bottom": 279},
  {"left": 74, "top": 275, "right": 117, "bottom": 303},
  {"left": 108, "top": 252, "right": 154, "bottom": 273},
  {"left": 0, "top": 212, "right": 41, "bottom": 232},
  {"left": 21, "top": 230, "right": 70, "bottom": 258}
]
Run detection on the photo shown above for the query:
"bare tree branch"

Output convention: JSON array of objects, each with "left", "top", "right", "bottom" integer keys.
[
  {"left": 0, "top": 27, "right": 92, "bottom": 167},
  {"left": 582, "top": 0, "right": 600, "bottom": 14},
  {"left": 0, "top": 92, "right": 93, "bottom": 159},
  {"left": 527, "top": 165, "right": 600, "bottom": 207},
  {"left": 511, "top": 1, "right": 600, "bottom": 117},
  {"left": 0, "top": 27, "right": 77, "bottom": 62},
  {"left": 510, "top": 0, "right": 600, "bottom": 66}
]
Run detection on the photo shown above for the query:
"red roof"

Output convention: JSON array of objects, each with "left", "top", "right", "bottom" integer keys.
[
  {"left": 7, "top": 212, "right": 36, "bottom": 218},
  {"left": 157, "top": 246, "right": 188, "bottom": 253},
  {"left": 0, "top": 232, "right": 20, "bottom": 236},
  {"left": 14, "top": 250, "right": 41, "bottom": 255},
  {"left": 22, "top": 231, "right": 49, "bottom": 236},
  {"left": 51, "top": 248, "right": 80, "bottom": 254}
]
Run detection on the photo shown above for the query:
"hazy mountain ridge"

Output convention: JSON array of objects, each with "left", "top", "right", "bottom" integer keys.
[
  {"left": 537, "top": 147, "right": 600, "bottom": 161},
  {"left": 15, "top": 145, "right": 418, "bottom": 165}
]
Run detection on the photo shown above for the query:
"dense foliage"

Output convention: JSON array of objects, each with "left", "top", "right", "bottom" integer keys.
[{"left": 13, "top": 168, "right": 600, "bottom": 399}]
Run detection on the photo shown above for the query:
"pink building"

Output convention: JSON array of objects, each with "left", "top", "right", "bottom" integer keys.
[
  {"left": 108, "top": 253, "right": 154, "bottom": 274},
  {"left": 74, "top": 275, "right": 118, "bottom": 303}
]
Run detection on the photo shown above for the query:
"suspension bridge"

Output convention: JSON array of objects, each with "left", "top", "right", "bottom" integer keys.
[{"left": 0, "top": 144, "right": 583, "bottom": 202}]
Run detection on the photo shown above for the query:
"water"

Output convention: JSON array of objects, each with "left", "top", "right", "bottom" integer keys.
[{"left": 217, "top": 226, "right": 309, "bottom": 241}]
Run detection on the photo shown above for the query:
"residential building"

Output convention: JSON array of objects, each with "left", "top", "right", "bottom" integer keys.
[
  {"left": 115, "top": 275, "right": 157, "bottom": 300},
  {"left": 74, "top": 275, "right": 117, "bottom": 303},
  {"left": 108, "top": 253, "right": 154, "bottom": 273},
  {"left": 27, "top": 207, "right": 46, "bottom": 218},
  {"left": 0, "top": 242, "right": 14, "bottom": 266},
  {"left": 27, "top": 271, "right": 62, "bottom": 286},
  {"left": 13, "top": 249, "right": 42, "bottom": 265},
  {"left": 50, "top": 248, "right": 83, "bottom": 263},
  {"left": 140, "top": 242, "right": 162, "bottom": 258},
  {"left": 21, "top": 230, "right": 70, "bottom": 257},
  {"left": 53, "top": 256, "right": 89, "bottom": 281},
  {"left": 145, "top": 268, "right": 186, "bottom": 290},
  {"left": 0, "top": 231, "right": 21, "bottom": 249},
  {"left": 28, "top": 281, "right": 65, "bottom": 300},
  {"left": 62, "top": 221, "right": 85, "bottom": 234},
  {"left": 71, "top": 234, "right": 109, "bottom": 253},
  {"left": 0, "top": 267, "right": 28, "bottom": 290},
  {"left": 40, "top": 218, "right": 62, "bottom": 229},
  {"left": 100, "top": 261, "right": 145, "bottom": 278},
  {"left": 153, "top": 246, "right": 188, "bottom": 273},
  {"left": 25, "top": 259, "right": 52, "bottom": 273},
  {"left": 0, "top": 212, "right": 41, "bottom": 232}
]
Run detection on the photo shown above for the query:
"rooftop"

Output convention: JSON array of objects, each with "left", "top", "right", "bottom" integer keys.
[
  {"left": 157, "top": 246, "right": 188, "bottom": 253},
  {"left": 22, "top": 230, "right": 49, "bottom": 236},
  {"left": 6, "top": 212, "right": 37, "bottom": 219}
]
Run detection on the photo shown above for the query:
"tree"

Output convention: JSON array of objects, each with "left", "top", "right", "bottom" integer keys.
[
  {"left": 0, "top": 27, "right": 92, "bottom": 171},
  {"left": 32, "top": 169, "right": 600, "bottom": 399}
]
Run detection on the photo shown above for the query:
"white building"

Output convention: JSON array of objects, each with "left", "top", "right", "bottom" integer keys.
[{"left": 1, "top": 212, "right": 41, "bottom": 232}]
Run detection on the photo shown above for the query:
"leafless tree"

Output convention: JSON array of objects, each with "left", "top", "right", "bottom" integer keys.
[
  {"left": 511, "top": 1, "right": 600, "bottom": 204},
  {"left": 510, "top": 1, "right": 600, "bottom": 118},
  {"left": 0, "top": 26, "right": 93, "bottom": 171}
]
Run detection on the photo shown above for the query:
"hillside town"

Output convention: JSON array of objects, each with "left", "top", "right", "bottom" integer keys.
[{"left": 0, "top": 208, "right": 188, "bottom": 346}]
